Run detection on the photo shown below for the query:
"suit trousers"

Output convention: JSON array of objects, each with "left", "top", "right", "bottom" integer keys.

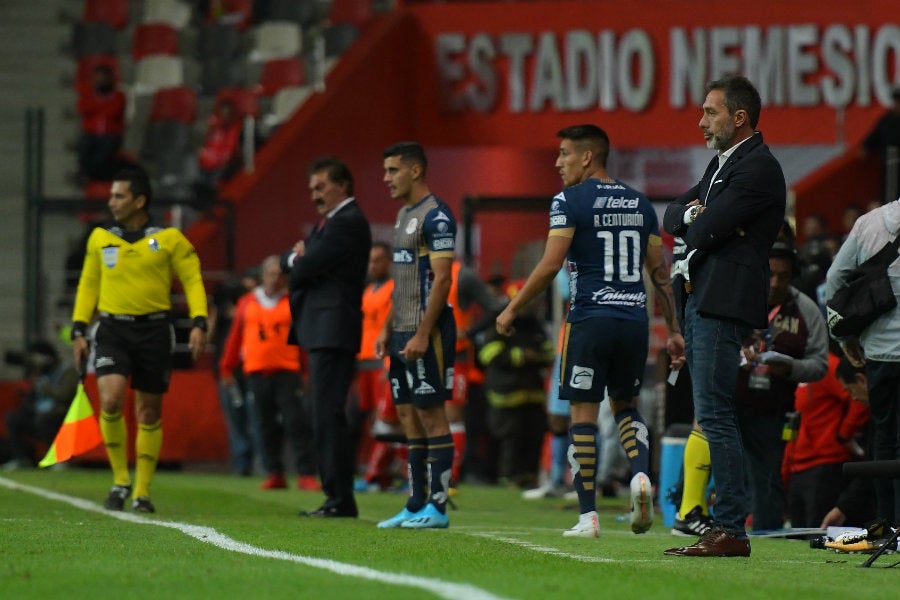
[{"left": 307, "top": 348, "right": 358, "bottom": 511}]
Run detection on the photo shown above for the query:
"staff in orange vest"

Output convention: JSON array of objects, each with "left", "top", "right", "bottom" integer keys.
[{"left": 220, "top": 255, "right": 319, "bottom": 491}]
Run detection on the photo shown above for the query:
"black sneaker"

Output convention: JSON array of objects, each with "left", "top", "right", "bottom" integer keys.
[
  {"left": 671, "top": 505, "right": 714, "bottom": 537},
  {"left": 132, "top": 497, "right": 156, "bottom": 513},
  {"left": 103, "top": 485, "right": 132, "bottom": 511}
]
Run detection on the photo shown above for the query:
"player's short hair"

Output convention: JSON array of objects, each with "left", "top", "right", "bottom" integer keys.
[
  {"left": 383, "top": 141, "right": 427, "bottom": 177},
  {"left": 113, "top": 165, "right": 153, "bottom": 210},
  {"left": 556, "top": 124, "right": 610, "bottom": 167},
  {"left": 307, "top": 156, "right": 354, "bottom": 196},
  {"left": 707, "top": 75, "right": 762, "bottom": 129}
]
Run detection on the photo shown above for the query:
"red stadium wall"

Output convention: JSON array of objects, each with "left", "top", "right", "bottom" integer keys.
[{"left": 190, "top": 0, "right": 900, "bottom": 275}]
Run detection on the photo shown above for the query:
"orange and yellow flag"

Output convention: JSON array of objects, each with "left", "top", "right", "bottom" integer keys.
[{"left": 39, "top": 383, "right": 103, "bottom": 468}]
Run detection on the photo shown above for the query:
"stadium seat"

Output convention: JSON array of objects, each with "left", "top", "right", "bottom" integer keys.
[
  {"left": 132, "top": 23, "right": 180, "bottom": 60},
  {"left": 82, "top": 0, "right": 129, "bottom": 30},
  {"left": 141, "top": 0, "right": 193, "bottom": 30},
  {"left": 216, "top": 87, "right": 260, "bottom": 119},
  {"left": 133, "top": 56, "right": 184, "bottom": 95},
  {"left": 254, "top": 58, "right": 305, "bottom": 97},
  {"left": 323, "top": 23, "right": 360, "bottom": 58},
  {"left": 248, "top": 21, "right": 302, "bottom": 63},
  {"left": 197, "top": 22, "right": 247, "bottom": 95},
  {"left": 150, "top": 86, "right": 197, "bottom": 123},
  {"left": 141, "top": 120, "right": 195, "bottom": 199},
  {"left": 267, "top": 0, "right": 323, "bottom": 26},
  {"left": 70, "top": 22, "right": 117, "bottom": 57},
  {"left": 330, "top": 0, "right": 374, "bottom": 27},
  {"left": 261, "top": 85, "right": 309, "bottom": 134}
]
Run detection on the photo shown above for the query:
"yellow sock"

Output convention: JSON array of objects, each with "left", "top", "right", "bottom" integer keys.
[
  {"left": 100, "top": 411, "right": 130, "bottom": 487},
  {"left": 134, "top": 420, "right": 162, "bottom": 499},
  {"left": 678, "top": 430, "right": 711, "bottom": 517}
]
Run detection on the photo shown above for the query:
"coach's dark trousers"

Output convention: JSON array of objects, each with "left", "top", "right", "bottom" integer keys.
[{"left": 307, "top": 348, "right": 358, "bottom": 513}]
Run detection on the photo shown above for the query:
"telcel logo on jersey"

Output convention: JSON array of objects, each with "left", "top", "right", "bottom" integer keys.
[
  {"left": 593, "top": 196, "right": 640, "bottom": 209},
  {"left": 393, "top": 249, "right": 415, "bottom": 263},
  {"left": 569, "top": 365, "right": 594, "bottom": 390}
]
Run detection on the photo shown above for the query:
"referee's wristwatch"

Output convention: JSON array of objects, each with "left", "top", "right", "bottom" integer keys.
[
  {"left": 192, "top": 316, "right": 208, "bottom": 332},
  {"left": 684, "top": 205, "right": 701, "bottom": 225}
]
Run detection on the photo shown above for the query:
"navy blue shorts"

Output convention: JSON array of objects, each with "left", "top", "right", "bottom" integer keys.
[
  {"left": 93, "top": 317, "right": 175, "bottom": 394},
  {"left": 559, "top": 316, "right": 648, "bottom": 403},
  {"left": 388, "top": 306, "right": 456, "bottom": 409}
]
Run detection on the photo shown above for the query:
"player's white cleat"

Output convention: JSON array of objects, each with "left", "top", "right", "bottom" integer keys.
[
  {"left": 630, "top": 472, "right": 653, "bottom": 534},
  {"left": 563, "top": 511, "right": 600, "bottom": 538}
]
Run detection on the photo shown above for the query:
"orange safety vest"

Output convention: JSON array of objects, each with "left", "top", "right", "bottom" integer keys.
[
  {"left": 359, "top": 278, "right": 394, "bottom": 360},
  {"left": 449, "top": 261, "right": 484, "bottom": 384},
  {"left": 223, "top": 292, "right": 300, "bottom": 375}
]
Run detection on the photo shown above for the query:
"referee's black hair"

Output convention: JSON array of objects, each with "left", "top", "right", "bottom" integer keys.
[
  {"left": 307, "top": 156, "right": 354, "bottom": 196},
  {"left": 383, "top": 141, "right": 427, "bottom": 177},
  {"left": 113, "top": 165, "right": 153, "bottom": 210},
  {"left": 556, "top": 124, "right": 611, "bottom": 167}
]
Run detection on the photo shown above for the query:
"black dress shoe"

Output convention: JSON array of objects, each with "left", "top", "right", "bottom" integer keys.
[
  {"left": 299, "top": 505, "right": 358, "bottom": 518},
  {"left": 663, "top": 527, "right": 751, "bottom": 557}
]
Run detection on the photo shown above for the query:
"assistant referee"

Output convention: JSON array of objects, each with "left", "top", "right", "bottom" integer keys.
[{"left": 70, "top": 166, "right": 208, "bottom": 513}]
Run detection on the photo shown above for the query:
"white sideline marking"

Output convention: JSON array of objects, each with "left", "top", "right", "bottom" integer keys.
[
  {"left": 469, "top": 532, "right": 616, "bottom": 563},
  {"left": 0, "top": 477, "right": 512, "bottom": 600}
]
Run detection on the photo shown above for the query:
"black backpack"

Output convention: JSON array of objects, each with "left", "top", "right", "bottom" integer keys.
[{"left": 826, "top": 235, "right": 900, "bottom": 338}]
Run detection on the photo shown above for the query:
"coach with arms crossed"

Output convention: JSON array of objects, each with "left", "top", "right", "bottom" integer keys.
[
  {"left": 663, "top": 75, "right": 786, "bottom": 557},
  {"left": 283, "top": 157, "right": 371, "bottom": 518}
]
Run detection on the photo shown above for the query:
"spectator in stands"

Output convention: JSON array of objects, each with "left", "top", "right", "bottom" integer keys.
[
  {"left": 785, "top": 350, "right": 870, "bottom": 528},
  {"left": 76, "top": 64, "right": 127, "bottom": 183},
  {"left": 219, "top": 256, "right": 319, "bottom": 491},
  {"left": 1, "top": 341, "right": 79, "bottom": 470},
  {"left": 862, "top": 87, "right": 900, "bottom": 203},
  {"left": 196, "top": 98, "right": 243, "bottom": 194},
  {"left": 478, "top": 281, "right": 555, "bottom": 489}
]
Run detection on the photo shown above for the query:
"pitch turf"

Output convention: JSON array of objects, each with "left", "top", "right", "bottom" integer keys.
[{"left": 0, "top": 468, "right": 895, "bottom": 599}]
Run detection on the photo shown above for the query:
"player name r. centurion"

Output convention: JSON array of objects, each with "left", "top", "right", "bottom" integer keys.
[{"left": 596, "top": 213, "right": 644, "bottom": 227}]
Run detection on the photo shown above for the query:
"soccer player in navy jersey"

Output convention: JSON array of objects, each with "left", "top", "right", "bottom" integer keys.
[{"left": 496, "top": 125, "right": 684, "bottom": 538}]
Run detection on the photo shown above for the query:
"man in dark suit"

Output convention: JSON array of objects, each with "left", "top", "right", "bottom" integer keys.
[
  {"left": 662, "top": 75, "right": 786, "bottom": 557},
  {"left": 283, "top": 157, "right": 371, "bottom": 517}
]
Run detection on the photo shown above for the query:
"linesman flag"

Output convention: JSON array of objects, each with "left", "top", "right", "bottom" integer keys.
[{"left": 39, "top": 383, "right": 103, "bottom": 468}]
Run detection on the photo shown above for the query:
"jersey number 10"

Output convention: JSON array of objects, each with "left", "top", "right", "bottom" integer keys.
[{"left": 596, "top": 230, "right": 642, "bottom": 283}]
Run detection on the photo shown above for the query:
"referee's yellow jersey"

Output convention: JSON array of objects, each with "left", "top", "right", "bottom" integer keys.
[{"left": 72, "top": 224, "right": 208, "bottom": 322}]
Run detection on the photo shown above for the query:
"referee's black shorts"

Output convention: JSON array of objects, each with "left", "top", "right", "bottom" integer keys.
[{"left": 93, "top": 315, "right": 175, "bottom": 394}]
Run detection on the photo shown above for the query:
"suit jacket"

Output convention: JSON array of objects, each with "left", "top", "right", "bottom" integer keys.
[
  {"left": 285, "top": 200, "right": 371, "bottom": 352},
  {"left": 663, "top": 132, "right": 785, "bottom": 329}
]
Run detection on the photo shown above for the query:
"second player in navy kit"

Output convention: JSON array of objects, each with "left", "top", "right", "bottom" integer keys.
[{"left": 497, "top": 125, "right": 684, "bottom": 539}]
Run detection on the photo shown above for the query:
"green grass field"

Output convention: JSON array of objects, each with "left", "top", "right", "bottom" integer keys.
[{"left": 1, "top": 468, "right": 896, "bottom": 599}]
